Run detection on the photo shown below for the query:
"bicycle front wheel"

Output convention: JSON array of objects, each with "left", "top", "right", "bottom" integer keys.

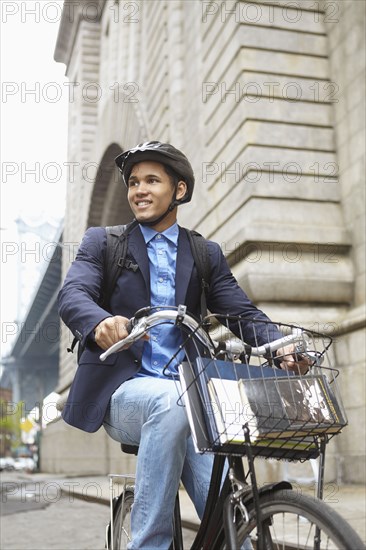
[
  {"left": 112, "top": 489, "right": 134, "bottom": 550},
  {"left": 225, "top": 488, "right": 365, "bottom": 550}
]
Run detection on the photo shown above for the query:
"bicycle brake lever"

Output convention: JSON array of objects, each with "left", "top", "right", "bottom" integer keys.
[
  {"left": 126, "top": 307, "right": 151, "bottom": 334},
  {"left": 99, "top": 321, "right": 148, "bottom": 361}
]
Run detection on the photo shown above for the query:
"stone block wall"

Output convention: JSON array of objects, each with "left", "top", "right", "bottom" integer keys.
[
  {"left": 322, "top": 0, "right": 366, "bottom": 482},
  {"left": 43, "top": 0, "right": 365, "bottom": 483}
]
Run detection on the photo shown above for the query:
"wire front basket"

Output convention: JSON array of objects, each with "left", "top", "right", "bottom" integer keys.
[{"left": 174, "top": 315, "right": 347, "bottom": 461}]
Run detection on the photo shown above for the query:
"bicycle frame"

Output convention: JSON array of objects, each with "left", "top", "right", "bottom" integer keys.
[
  {"left": 103, "top": 307, "right": 349, "bottom": 550},
  {"left": 107, "top": 437, "right": 330, "bottom": 550},
  {"left": 188, "top": 453, "right": 294, "bottom": 550}
]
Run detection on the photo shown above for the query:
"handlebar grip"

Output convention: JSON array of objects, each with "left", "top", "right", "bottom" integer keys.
[
  {"left": 125, "top": 306, "right": 151, "bottom": 334},
  {"left": 126, "top": 318, "right": 135, "bottom": 334}
]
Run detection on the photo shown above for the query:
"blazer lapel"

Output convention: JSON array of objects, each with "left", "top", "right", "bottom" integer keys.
[
  {"left": 175, "top": 227, "right": 194, "bottom": 306},
  {"left": 128, "top": 224, "right": 150, "bottom": 295}
]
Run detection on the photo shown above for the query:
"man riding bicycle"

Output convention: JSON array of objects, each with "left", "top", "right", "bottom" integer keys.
[{"left": 58, "top": 141, "right": 309, "bottom": 549}]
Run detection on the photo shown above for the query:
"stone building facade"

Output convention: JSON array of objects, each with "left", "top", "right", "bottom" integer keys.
[{"left": 42, "top": 0, "right": 365, "bottom": 484}]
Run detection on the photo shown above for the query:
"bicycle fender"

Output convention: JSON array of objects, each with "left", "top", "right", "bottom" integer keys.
[
  {"left": 242, "top": 480, "right": 292, "bottom": 506},
  {"left": 260, "top": 481, "right": 292, "bottom": 493}
]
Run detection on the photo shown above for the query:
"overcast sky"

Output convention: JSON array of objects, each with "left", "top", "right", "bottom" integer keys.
[{"left": 1, "top": 1, "right": 68, "bottom": 354}]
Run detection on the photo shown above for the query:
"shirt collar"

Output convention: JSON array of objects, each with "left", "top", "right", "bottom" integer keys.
[{"left": 140, "top": 222, "right": 179, "bottom": 246}]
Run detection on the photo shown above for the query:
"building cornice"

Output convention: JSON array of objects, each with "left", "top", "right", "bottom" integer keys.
[{"left": 54, "top": 0, "right": 105, "bottom": 67}]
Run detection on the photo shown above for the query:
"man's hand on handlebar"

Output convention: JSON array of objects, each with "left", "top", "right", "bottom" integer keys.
[
  {"left": 96, "top": 309, "right": 317, "bottom": 373},
  {"left": 94, "top": 315, "right": 148, "bottom": 351},
  {"left": 276, "top": 344, "right": 312, "bottom": 375}
]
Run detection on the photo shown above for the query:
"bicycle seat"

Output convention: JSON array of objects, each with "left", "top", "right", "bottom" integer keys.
[{"left": 121, "top": 443, "right": 139, "bottom": 455}]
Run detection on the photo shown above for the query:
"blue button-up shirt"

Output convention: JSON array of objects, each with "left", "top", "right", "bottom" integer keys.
[{"left": 136, "top": 223, "right": 184, "bottom": 377}]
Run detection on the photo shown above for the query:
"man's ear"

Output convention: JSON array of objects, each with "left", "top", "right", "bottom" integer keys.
[{"left": 176, "top": 180, "right": 187, "bottom": 201}]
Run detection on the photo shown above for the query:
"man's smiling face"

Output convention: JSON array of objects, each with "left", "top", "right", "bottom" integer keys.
[{"left": 127, "top": 160, "right": 186, "bottom": 231}]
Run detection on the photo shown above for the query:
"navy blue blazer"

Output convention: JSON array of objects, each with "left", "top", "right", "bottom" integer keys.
[{"left": 58, "top": 224, "right": 280, "bottom": 432}]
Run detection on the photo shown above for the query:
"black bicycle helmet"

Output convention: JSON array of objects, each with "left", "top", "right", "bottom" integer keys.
[{"left": 115, "top": 141, "right": 195, "bottom": 204}]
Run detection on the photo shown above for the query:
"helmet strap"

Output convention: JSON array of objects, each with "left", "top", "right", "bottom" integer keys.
[{"left": 138, "top": 187, "right": 180, "bottom": 228}]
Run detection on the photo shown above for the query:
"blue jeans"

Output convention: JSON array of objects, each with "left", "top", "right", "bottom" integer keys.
[{"left": 103, "top": 377, "right": 252, "bottom": 549}]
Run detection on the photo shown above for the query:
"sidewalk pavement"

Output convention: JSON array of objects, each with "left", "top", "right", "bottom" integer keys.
[{"left": 3, "top": 473, "right": 366, "bottom": 550}]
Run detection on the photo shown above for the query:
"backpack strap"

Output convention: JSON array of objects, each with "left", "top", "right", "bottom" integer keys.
[
  {"left": 101, "top": 219, "right": 139, "bottom": 308},
  {"left": 67, "top": 219, "right": 138, "bottom": 355},
  {"left": 185, "top": 229, "right": 211, "bottom": 320}
]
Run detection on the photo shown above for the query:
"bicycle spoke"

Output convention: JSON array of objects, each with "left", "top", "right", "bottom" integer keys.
[
  {"left": 112, "top": 490, "right": 134, "bottom": 550},
  {"left": 230, "top": 489, "right": 364, "bottom": 550},
  {"left": 121, "top": 525, "right": 131, "bottom": 542}
]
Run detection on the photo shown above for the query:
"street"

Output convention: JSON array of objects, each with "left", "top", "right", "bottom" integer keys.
[
  {"left": 0, "top": 471, "right": 197, "bottom": 550},
  {"left": 1, "top": 472, "right": 107, "bottom": 550},
  {"left": 1, "top": 470, "right": 365, "bottom": 549}
]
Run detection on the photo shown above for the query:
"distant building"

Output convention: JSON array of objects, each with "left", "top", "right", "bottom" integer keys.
[
  {"left": 42, "top": 0, "right": 365, "bottom": 483},
  {"left": 0, "top": 387, "right": 12, "bottom": 404}
]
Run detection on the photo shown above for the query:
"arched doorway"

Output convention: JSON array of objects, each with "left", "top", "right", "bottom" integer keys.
[{"left": 87, "top": 143, "right": 134, "bottom": 227}]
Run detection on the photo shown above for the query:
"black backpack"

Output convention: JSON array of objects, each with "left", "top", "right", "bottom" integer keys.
[{"left": 68, "top": 221, "right": 211, "bottom": 356}]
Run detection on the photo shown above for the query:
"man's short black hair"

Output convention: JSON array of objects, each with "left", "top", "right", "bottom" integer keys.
[{"left": 162, "top": 164, "right": 181, "bottom": 188}]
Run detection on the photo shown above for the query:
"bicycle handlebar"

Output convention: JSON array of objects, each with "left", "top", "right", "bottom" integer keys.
[{"left": 99, "top": 305, "right": 308, "bottom": 363}]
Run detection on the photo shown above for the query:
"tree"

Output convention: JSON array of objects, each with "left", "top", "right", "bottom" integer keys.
[{"left": 0, "top": 400, "right": 23, "bottom": 455}]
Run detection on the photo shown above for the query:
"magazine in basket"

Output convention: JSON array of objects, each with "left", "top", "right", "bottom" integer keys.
[
  {"left": 190, "top": 356, "right": 296, "bottom": 445},
  {"left": 178, "top": 360, "right": 321, "bottom": 459},
  {"left": 207, "top": 374, "right": 346, "bottom": 445},
  {"left": 180, "top": 357, "right": 346, "bottom": 448}
]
